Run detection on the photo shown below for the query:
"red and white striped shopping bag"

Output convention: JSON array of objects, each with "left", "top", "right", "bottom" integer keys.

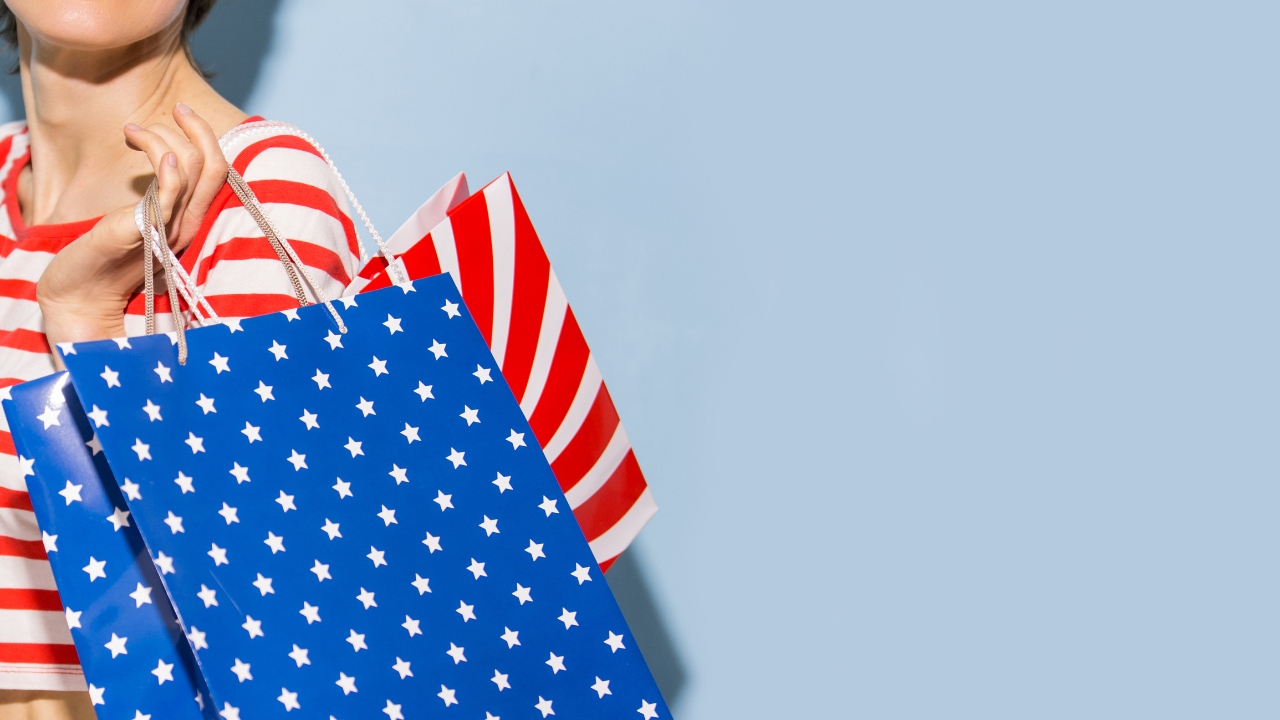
[{"left": 349, "top": 174, "right": 655, "bottom": 571}]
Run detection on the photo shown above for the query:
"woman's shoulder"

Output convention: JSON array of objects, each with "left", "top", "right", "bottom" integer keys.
[
  {"left": 219, "top": 120, "right": 341, "bottom": 187},
  {"left": 193, "top": 119, "right": 363, "bottom": 279},
  {"left": 215, "top": 119, "right": 361, "bottom": 228}
]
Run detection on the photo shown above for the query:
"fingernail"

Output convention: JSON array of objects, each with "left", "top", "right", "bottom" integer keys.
[
  {"left": 176, "top": 103, "right": 192, "bottom": 115},
  {"left": 125, "top": 123, "right": 142, "bottom": 131},
  {"left": 166, "top": 153, "right": 178, "bottom": 167}
]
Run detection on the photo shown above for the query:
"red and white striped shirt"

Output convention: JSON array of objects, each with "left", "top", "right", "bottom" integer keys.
[{"left": 0, "top": 118, "right": 362, "bottom": 690}]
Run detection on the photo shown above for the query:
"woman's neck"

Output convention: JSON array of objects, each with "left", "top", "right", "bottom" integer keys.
[{"left": 16, "top": 22, "right": 245, "bottom": 226}]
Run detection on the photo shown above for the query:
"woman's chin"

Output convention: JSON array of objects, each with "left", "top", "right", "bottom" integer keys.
[{"left": 10, "top": 0, "right": 186, "bottom": 53}]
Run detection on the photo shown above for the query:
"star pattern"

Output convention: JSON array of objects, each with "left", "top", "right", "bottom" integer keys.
[
  {"left": 105, "top": 632, "right": 128, "bottom": 658},
  {"left": 403, "top": 615, "right": 423, "bottom": 635},
  {"left": 152, "top": 658, "right": 174, "bottom": 683},
  {"left": 288, "top": 644, "right": 310, "bottom": 667},
  {"left": 457, "top": 600, "right": 477, "bottom": 622},
  {"left": 312, "top": 369, "right": 331, "bottom": 389},
  {"left": 492, "top": 669, "right": 511, "bottom": 691},
  {"left": 5, "top": 373, "right": 213, "bottom": 719},
  {"left": 30, "top": 276, "right": 666, "bottom": 720},
  {"left": 526, "top": 541, "right": 546, "bottom": 561},
  {"left": 59, "top": 480, "right": 84, "bottom": 505},
  {"left": 393, "top": 656, "right": 413, "bottom": 678},
  {"left": 558, "top": 608, "right": 578, "bottom": 629},
  {"left": 129, "top": 583, "right": 153, "bottom": 608},
  {"left": 592, "top": 676, "right": 612, "bottom": 698},
  {"left": 83, "top": 557, "right": 107, "bottom": 581}
]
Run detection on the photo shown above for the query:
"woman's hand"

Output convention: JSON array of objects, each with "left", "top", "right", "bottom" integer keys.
[{"left": 36, "top": 104, "right": 228, "bottom": 345}]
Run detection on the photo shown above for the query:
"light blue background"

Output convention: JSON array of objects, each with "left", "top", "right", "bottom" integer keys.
[{"left": 8, "top": 1, "right": 1280, "bottom": 717}]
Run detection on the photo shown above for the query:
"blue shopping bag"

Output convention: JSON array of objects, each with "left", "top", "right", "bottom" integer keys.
[
  {"left": 53, "top": 273, "right": 669, "bottom": 720},
  {"left": 3, "top": 373, "right": 215, "bottom": 720}
]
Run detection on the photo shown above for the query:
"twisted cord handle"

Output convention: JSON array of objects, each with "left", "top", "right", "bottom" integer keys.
[{"left": 134, "top": 180, "right": 190, "bottom": 364}]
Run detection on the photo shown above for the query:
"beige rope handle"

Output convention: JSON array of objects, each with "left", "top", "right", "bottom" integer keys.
[
  {"left": 225, "top": 168, "right": 309, "bottom": 306},
  {"left": 225, "top": 166, "right": 348, "bottom": 333},
  {"left": 138, "top": 180, "right": 189, "bottom": 364},
  {"left": 135, "top": 201, "right": 217, "bottom": 330},
  {"left": 141, "top": 194, "right": 155, "bottom": 335}
]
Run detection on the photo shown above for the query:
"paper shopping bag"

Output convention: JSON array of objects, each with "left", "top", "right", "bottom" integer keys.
[
  {"left": 3, "top": 373, "right": 215, "bottom": 719},
  {"left": 351, "top": 174, "right": 656, "bottom": 571},
  {"left": 55, "top": 274, "right": 670, "bottom": 720}
]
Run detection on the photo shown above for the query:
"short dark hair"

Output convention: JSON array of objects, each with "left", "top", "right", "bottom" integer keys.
[{"left": 0, "top": 1, "right": 219, "bottom": 67}]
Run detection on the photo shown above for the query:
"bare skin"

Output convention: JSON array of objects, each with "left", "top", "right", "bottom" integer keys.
[
  {"left": 0, "top": 1, "right": 246, "bottom": 716},
  {"left": 0, "top": 692, "right": 96, "bottom": 720}
]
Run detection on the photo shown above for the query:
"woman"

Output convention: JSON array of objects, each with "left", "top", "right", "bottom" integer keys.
[{"left": 0, "top": 2, "right": 361, "bottom": 717}]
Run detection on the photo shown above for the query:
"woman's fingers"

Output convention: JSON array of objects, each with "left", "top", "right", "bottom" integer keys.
[
  {"left": 124, "top": 106, "right": 232, "bottom": 252},
  {"left": 171, "top": 104, "right": 228, "bottom": 247},
  {"left": 128, "top": 122, "right": 200, "bottom": 249},
  {"left": 146, "top": 125, "right": 197, "bottom": 240},
  {"left": 154, "top": 152, "right": 185, "bottom": 235},
  {"left": 174, "top": 103, "right": 225, "bottom": 183},
  {"left": 122, "top": 123, "right": 182, "bottom": 180},
  {"left": 147, "top": 123, "right": 204, "bottom": 187},
  {"left": 124, "top": 123, "right": 188, "bottom": 221}
]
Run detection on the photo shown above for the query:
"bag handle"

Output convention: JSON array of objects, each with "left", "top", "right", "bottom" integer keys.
[
  {"left": 137, "top": 181, "right": 191, "bottom": 364},
  {"left": 224, "top": 166, "right": 347, "bottom": 333}
]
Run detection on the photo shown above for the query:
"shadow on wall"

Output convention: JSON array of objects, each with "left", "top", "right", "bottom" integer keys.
[
  {"left": 607, "top": 550, "right": 689, "bottom": 710},
  {"left": 0, "top": 58, "right": 17, "bottom": 116},
  {"left": 189, "top": 0, "right": 283, "bottom": 109}
]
